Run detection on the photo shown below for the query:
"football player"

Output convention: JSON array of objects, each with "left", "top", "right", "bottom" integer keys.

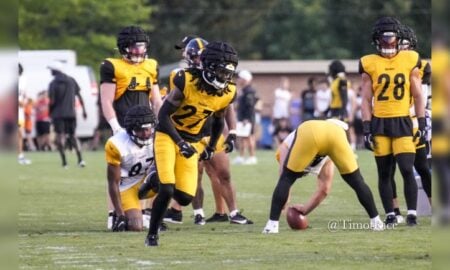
[
  {"left": 390, "top": 24, "right": 432, "bottom": 222},
  {"left": 360, "top": 17, "right": 426, "bottom": 226},
  {"left": 145, "top": 42, "right": 239, "bottom": 246},
  {"left": 262, "top": 119, "right": 384, "bottom": 233},
  {"left": 328, "top": 60, "right": 350, "bottom": 121},
  {"left": 162, "top": 37, "right": 252, "bottom": 225},
  {"left": 100, "top": 26, "right": 162, "bottom": 229},
  {"left": 106, "top": 105, "right": 158, "bottom": 232}
]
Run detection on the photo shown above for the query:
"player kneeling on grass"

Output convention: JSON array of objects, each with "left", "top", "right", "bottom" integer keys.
[
  {"left": 106, "top": 105, "right": 158, "bottom": 232},
  {"left": 263, "top": 119, "right": 384, "bottom": 234}
]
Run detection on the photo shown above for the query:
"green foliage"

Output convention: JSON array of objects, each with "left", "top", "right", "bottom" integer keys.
[
  {"left": 17, "top": 150, "right": 431, "bottom": 269},
  {"left": 19, "top": 0, "right": 431, "bottom": 71},
  {"left": 19, "top": 0, "right": 152, "bottom": 69}
]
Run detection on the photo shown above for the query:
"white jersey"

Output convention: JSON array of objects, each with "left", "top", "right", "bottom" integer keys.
[
  {"left": 282, "top": 131, "right": 330, "bottom": 176},
  {"left": 105, "top": 130, "right": 154, "bottom": 192}
]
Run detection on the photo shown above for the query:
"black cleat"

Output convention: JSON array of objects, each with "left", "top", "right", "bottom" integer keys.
[
  {"left": 163, "top": 208, "right": 183, "bottom": 224},
  {"left": 159, "top": 222, "right": 168, "bottom": 232},
  {"left": 206, "top": 213, "right": 229, "bottom": 223},
  {"left": 145, "top": 234, "right": 159, "bottom": 247},
  {"left": 406, "top": 214, "right": 418, "bottom": 226},
  {"left": 385, "top": 214, "right": 397, "bottom": 226},
  {"left": 230, "top": 212, "right": 253, "bottom": 225},
  {"left": 194, "top": 214, "right": 206, "bottom": 225}
]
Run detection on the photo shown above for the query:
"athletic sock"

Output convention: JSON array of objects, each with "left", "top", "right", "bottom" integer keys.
[
  {"left": 394, "top": 208, "right": 401, "bottom": 216},
  {"left": 193, "top": 208, "right": 205, "bottom": 217},
  {"left": 407, "top": 210, "right": 417, "bottom": 216}
]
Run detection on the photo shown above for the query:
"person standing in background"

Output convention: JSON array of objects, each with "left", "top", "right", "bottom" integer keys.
[
  {"left": 48, "top": 61, "right": 87, "bottom": 168},
  {"left": 328, "top": 60, "right": 349, "bottom": 121},
  {"left": 35, "top": 91, "right": 52, "bottom": 151},
  {"left": 272, "top": 76, "right": 292, "bottom": 127},
  {"left": 300, "top": 77, "right": 316, "bottom": 122},
  {"left": 314, "top": 79, "right": 331, "bottom": 119},
  {"left": 234, "top": 70, "right": 259, "bottom": 165},
  {"left": 18, "top": 63, "right": 31, "bottom": 165}
]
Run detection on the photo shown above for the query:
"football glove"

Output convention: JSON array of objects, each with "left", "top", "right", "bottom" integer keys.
[
  {"left": 112, "top": 215, "right": 128, "bottom": 232},
  {"left": 177, "top": 140, "right": 196, "bottom": 158},
  {"left": 413, "top": 117, "right": 427, "bottom": 145},
  {"left": 200, "top": 145, "right": 215, "bottom": 160},
  {"left": 363, "top": 121, "right": 375, "bottom": 151},
  {"left": 223, "top": 133, "right": 237, "bottom": 153}
]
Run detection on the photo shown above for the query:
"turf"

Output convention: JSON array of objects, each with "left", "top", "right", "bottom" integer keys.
[{"left": 18, "top": 150, "right": 431, "bottom": 269}]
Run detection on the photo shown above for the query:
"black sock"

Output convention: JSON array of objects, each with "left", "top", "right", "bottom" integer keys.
[
  {"left": 341, "top": 169, "right": 379, "bottom": 218},
  {"left": 269, "top": 169, "right": 298, "bottom": 221},
  {"left": 394, "top": 208, "right": 401, "bottom": 216},
  {"left": 149, "top": 184, "right": 174, "bottom": 235}
]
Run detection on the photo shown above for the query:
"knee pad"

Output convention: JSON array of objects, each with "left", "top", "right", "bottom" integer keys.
[
  {"left": 158, "top": 183, "right": 174, "bottom": 200},
  {"left": 173, "top": 189, "right": 194, "bottom": 206}
]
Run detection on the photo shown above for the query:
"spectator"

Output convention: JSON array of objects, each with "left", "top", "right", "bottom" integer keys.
[
  {"left": 35, "top": 91, "right": 52, "bottom": 151},
  {"left": 314, "top": 79, "right": 331, "bottom": 119},
  {"left": 301, "top": 77, "right": 316, "bottom": 122},
  {"left": 234, "top": 70, "right": 258, "bottom": 165},
  {"left": 272, "top": 76, "right": 292, "bottom": 127},
  {"left": 272, "top": 117, "right": 293, "bottom": 148},
  {"left": 24, "top": 98, "right": 35, "bottom": 151}
]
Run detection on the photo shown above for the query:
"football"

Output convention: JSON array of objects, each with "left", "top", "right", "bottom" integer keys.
[{"left": 286, "top": 206, "right": 309, "bottom": 230}]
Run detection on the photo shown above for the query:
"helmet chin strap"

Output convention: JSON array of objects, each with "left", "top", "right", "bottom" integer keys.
[{"left": 131, "top": 130, "right": 152, "bottom": 147}]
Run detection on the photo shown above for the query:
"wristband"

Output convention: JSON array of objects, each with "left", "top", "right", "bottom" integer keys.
[{"left": 108, "top": 117, "right": 122, "bottom": 132}]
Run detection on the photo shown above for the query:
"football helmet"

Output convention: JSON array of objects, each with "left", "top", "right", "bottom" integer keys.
[
  {"left": 371, "top": 17, "right": 402, "bottom": 57},
  {"left": 184, "top": 38, "right": 208, "bottom": 68},
  {"left": 123, "top": 105, "right": 156, "bottom": 147},
  {"left": 399, "top": 24, "right": 417, "bottom": 50},
  {"left": 117, "top": 26, "right": 150, "bottom": 63},
  {"left": 200, "top": 41, "right": 238, "bottom": 90},
  {"left": 328, "top": 60, "right": 345, "bottom": 79}
]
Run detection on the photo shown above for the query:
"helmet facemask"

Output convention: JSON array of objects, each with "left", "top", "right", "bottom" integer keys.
[
  {"left": 125, "top": 41, "right": 148, "bottom": 64},
  {"left": 375, "top": 32, "right": 399, "bottom": 57},
  {"left": 202, "top": 62, "right": 236, "bottom": 90},
  {"left": 129, "top": 123, "right": 154, "bottom": 147},
  {"left": 184, "top": 38, "right": 208, "bottom": 68}
]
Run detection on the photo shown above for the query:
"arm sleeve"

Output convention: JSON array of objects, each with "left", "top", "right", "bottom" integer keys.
[
  {"left": 209, "top": 114, "right": 224, "bottom": 148},
  {"left": 105, "top": 140, "right": 121, "bottom": 166},
  {"left": 100, "top": 60, "right": 115, "bottom": 84},
  {"left": 157, "top": 101, "right": 184, "bottom": 144}
]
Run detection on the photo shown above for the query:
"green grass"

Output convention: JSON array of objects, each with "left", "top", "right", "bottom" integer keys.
[{"left": 18, "top": 150, "right": 431, "bottom": 269}]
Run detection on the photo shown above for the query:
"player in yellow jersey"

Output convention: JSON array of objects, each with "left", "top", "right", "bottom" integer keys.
[
  {"left": 100, "top": 25, "right": 163, "bottom": 229},
  {"left": 360, "top": 17, "right": 426, "bottom": 226},
  {"left": 389, "top": 24, "right": 432, "bottom": 222},
  {"left": 328, "top": 60, "right": 350, "bottom": 121},
  {"left": 100, "top": 26, "right": 162, "bottom": 133},
  {"left": 145, "top": 42, "right": 239, "bottom": 246},
  {"left": 105, "top": 105, "right": 158, "bottom": 232},
  {"left": 262, "top": 119, "right": 384, "bottom": 233}
]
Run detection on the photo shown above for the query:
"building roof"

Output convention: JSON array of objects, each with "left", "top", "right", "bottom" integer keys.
[{"left": 159, "top": 59, "right": 361, "bottom": 78}]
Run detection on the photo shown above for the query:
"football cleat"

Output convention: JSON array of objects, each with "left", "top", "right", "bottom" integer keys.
[
  {"left": 385, "top": 214, "right": 397, "bottom": 226},
  {"left": 145, "top": 234, "right": 159, "bottom": 247},
  {"left": 370, "top": 217, "right": 385, "bottom": 231},
  {"left": 396, "top": 215, "right": 405, "bottom": 224},
  {"left": 163, "top": 208, "right": 183, "bottom": 224},
  {"left": 406, "top": 214, "right": 418, "bottom": 226},
  {"left": 262, "top": 221, "right": 279, "bottom": 234},
  {"left": 230, "top": 212, "right": 253, "bottom": 225},
  {"left": 194, "top": 214, "right": 206, "bottom": 225},
  {"left": 205, "top": 213, "right": 229, "bottom": 223}
]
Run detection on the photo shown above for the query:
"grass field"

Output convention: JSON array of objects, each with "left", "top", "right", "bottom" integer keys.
[{"left": 18, "top": 150, "right": 431, "bottom": 269}]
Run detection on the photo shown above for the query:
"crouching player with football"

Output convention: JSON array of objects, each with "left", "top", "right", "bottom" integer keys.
[
  {"left": 105, "top": 105, "right": 158, "bottom": 232},
  {"left": 263, "top": 119, "right": 384, "bottom": 233}
]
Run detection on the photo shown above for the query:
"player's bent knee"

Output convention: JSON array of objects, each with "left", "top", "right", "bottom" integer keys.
[{"left": 173, "top": 189, "right": 194, "bottom": 206}]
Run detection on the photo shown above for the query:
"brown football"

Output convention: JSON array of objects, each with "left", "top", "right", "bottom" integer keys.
[{"left": 286, "top": 207, "right": 309, "bottom": 230}]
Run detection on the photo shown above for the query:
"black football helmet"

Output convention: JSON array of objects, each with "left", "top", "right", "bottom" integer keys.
[
  {"left": 117, "top": 26, "right": 150, "bottom": 63},
  {"left": 124, "top": 105, "right": 156, "bottom": 147},
  {"left": 184, "top": 38, "right": 208, "bottom": 68},
  {"left": 200, "top": 41, "right": 238, "bottom": 90},
  {"left": 371, "top": 17, "right": 402, "bottom": 57},
  {"left": 328, "top": 60, "right": 345, "bottom": 79},
  {"left": 399, "top": 24, "right": 417, "bottom": 50}
]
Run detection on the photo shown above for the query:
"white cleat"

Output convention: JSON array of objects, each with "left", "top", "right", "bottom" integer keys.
[
  {"left": 262, "top": 220, "right": 279, "bottom": 234},
  {"left": 244, "top": 156, "right": 258, "bottom": 165},
  {"left": 370, "top": 218, "right": 385, "bottom": 231},
  {"left": 18, "top": 157, "right": 32, "bottom": 165},
  {"left": 396, "top": 215, "right": 405, "bottom": 224},
  {"left": 232, "top": 156, "right": 245, "bottom": 165}
]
